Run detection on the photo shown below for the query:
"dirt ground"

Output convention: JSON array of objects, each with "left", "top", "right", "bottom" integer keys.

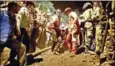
[{"left": 28, "top": 49, "right": 102, "bottom": 66}]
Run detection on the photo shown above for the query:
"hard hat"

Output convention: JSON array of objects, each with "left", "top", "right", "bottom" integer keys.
[{"left": 82, "top": 2, "right": 92, "bottom": 10}]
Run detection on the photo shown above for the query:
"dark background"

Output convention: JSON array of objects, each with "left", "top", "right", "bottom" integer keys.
[{"left": 52, "top": 1, "right": 110, "bottom": 11}]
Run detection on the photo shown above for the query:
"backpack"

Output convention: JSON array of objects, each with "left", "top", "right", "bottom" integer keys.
[{"left": 0, "top": 10, "right": 11, "bottom": 44}]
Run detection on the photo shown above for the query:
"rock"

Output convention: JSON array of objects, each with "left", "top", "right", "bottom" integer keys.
[
  {"left": 82, "top": 60, "right": 87, "bottom": 62},
  {"left": 93, "top": 55, "right": 101, "bottom": 66}
]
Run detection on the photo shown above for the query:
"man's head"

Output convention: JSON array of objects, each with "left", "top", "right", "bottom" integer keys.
[
  {"left": 8, "top": 2, "right": 21, "bottom": 14},
  {"left": 93, "top": 1, "right": 102, "bottom": 7},
  {"left": 56, "top": 9, "right": 62, "bottom": 17},
  {"left": 64, "top": 7, "right": 72, "bottom": 16},
  {"left": 26, "top": 1, "right": 35, "bottom": 13}
]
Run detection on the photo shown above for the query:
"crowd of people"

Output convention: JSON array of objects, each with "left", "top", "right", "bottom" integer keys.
[{"left": 0, "top": 1, "right": 115, "bottom": 66}]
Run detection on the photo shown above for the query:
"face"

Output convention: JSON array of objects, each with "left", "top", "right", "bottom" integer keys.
[
  {"left": 93, "top": 1, "right": 100, "bottom": 7},
  {"left": 56, "top": 10, "right": 62, "bottom": 17},
  {"left": 65, "top": 11, "right": 70, "bottom": 16},
  {"left": 13, "top": 5, "right": 21, "bottom": 14},
  {"left": 27, "top": 5, "right": 35, "bottom": 13}
]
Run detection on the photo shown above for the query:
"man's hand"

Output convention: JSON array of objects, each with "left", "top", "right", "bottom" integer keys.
[
  {"left": 12, "top": 35, "right": 17, "bottom": 40},
  {"left": 17, "top": 30, "right": 21, "bottom": 36},
  {"left": 25, "top": 27, "right": 29, "bottom": 32}
]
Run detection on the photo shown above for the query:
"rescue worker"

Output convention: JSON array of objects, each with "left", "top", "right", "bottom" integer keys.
[
  {"left": 92, "top": 1, "right": 105, "bottom": 55},
  {"left": 53, "top": 9, "right": 62, "bottom": 39},
  {"left": 46, "top": 20, "right": 57, "bottom": 52},
  {"left": 46, "top": 14, "right": 60, "bottom": 54},
  {"left": 17, "top": 2, "right": 35, "bottom": 53},
  {"left": 51, "top": 9, "right": 62, "bottom": 54},
  {"left": 89, "top": 1, "right": 105, "bottom": 65},
  {"left": 104, "top": 2, "right": 115, "bottom": 63},
  {"left": 80, "top": 2, "right": 94, "bottom": 51},
  {"left": 29, "top": 4, "right": 39, "bottom": 53},
  {"left": 64, "top": 7, "right": 80, "bottom": 54},
  {"left": 0, "top": 2, "right": 26, "bottom": 66}
]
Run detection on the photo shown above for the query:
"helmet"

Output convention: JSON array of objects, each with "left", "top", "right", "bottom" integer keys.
[
  {"left": 64, "top": 7, "right": 72, "bottom": 13},
  {"left": 82, "top": 2, "right": 92, "bottom": 10}
]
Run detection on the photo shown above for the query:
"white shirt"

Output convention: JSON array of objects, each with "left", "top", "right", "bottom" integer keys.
[
  {"left": 51, "top": 15, "right": 59, "bottom": 23},
  {"left": 69, "top": 11, "right": 78, "bottom": 20},
  {"left": 17, "top": 6, "right": 30, "bottom": 29}
]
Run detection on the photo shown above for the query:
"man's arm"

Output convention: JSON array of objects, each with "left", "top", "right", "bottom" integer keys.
[{"left": 16, "top": 14, "right": 21, "bottom": 36}]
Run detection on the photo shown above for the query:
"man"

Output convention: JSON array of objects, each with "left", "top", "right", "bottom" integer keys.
[
  {"left": 51, "top": 9, "right": 63, "bottom": 54},
  {"left": 0, "top": 2, "right": 11, "bottom": 66},
  {"left": 105, "top": 2, "right": 115, "bottom": 63},
  {"left": 80, "top": 2, "right": 94, "bottom": 51},
  {"left": 0, "top": 2, "right": 26, "bottom": 66},
  {"left": 64, "top": 7, "right": 80, "bottom": 54},
  {"left": 92, "top": 1, "right": 105, "bottom": 54},
  {"left": 17, "top": 2, "right": 35, "bottom": 53},
  {"left": 53, "top": 9, "right": 62, "bottom": 38},
  {"left": 46, "top": 14, "right": 60, "bottom": 54}
]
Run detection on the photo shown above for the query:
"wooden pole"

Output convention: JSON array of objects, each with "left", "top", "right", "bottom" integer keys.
[
  {"left": 31, "top": 46, "right": 51, "bottom": 57},
  {"left": 101, "top": 2, "right": 110, "bottom": 53}
]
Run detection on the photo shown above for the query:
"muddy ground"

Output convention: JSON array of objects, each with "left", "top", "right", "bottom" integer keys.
[
  {"left": 5, "top": 46, "right": 114, "bottom": 66},
  {"left": 28, "top": 49, "right": 106, "bottom": 66}
]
